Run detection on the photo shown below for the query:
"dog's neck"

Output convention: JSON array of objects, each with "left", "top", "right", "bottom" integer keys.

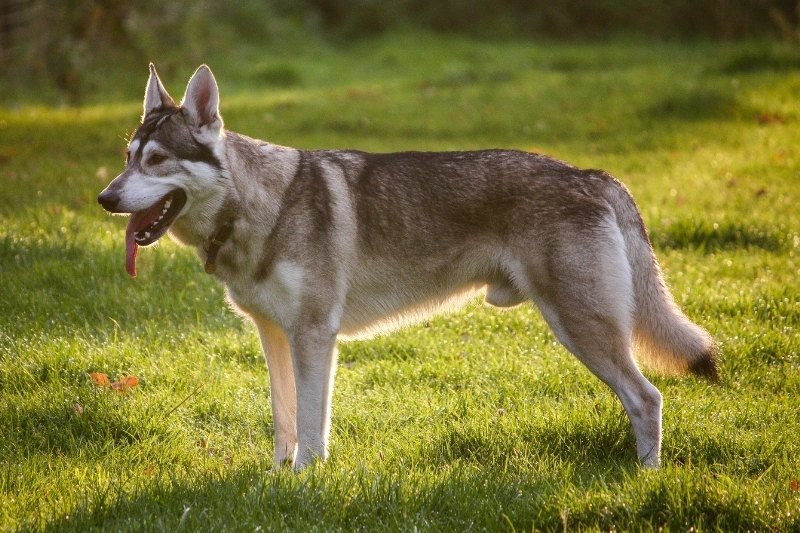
[
  {"left": 204, "top": 220, "right": 235, "bottom": 274},
  {"left": 173, "top": 130, "right": 302, "bottom": 276}
]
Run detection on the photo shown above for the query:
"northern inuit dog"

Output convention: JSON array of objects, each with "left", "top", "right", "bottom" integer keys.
[{"left": 98, "top": 64, "right": 717, "bottom": 469}]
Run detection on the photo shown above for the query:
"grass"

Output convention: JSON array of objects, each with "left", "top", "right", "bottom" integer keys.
[{"left": 1, "top": 33, "right": 799, "bottom": 530}]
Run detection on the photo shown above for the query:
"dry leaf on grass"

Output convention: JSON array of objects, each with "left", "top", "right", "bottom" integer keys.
[
  {"left": 111, "top": 375, "right": 139, "bottom": 394},
  {"left": 90, "top": 372, "right": 139, "bottom": 394},
  {"left": 90, "top": 372, "right": 111, "bottom": 387}
]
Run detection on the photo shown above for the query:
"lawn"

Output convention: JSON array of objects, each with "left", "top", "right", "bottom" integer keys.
[{"left": 1, "top": 34, "right": 799, "bottom": 531}]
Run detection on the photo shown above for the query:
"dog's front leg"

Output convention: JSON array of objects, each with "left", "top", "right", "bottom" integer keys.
[
  {"left": 290, "top": 325, "right": 338, "bottom": 469},
  {"left": 254, "top": 316, "right": 298, "bottom": 467}
]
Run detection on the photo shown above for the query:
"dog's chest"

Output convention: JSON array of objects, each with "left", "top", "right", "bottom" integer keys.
[{"left": 223, "top": 259, "right": 306, "bottom": 329}]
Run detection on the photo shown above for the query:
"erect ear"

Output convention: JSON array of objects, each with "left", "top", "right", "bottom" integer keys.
[
  {"left": 181, "top": 65, "right": 223, "bottom": 130},
  {"left": 143, "top": 63, "right": 176, "bottom": 119}
]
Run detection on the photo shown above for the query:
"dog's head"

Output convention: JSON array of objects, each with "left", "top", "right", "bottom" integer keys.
[{"left": 98, "top": 64, "right": 226, "bottom": 276}]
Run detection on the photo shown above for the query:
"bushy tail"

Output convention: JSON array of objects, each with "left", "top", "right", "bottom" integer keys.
[{"left": 603, "top": 175, "right": 719, "bottom": 380}]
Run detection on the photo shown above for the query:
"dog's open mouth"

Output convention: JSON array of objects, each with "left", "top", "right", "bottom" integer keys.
[{"left": 125, "top": 189, "right": 187, "bottom": 277}]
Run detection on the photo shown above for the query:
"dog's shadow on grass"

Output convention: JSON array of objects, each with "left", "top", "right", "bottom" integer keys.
[
  {"left": 41, "top": 436, "right": 639, "bottom": 532},
  {"left": 417, "top": 414, "right": 640, "bottom": 478},
  {"left": 38, "top": 414, "right": 755, "bottom": 531}
]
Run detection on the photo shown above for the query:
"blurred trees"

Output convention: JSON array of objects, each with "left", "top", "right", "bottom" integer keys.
[
  {"left": 1, "top": 0, "right": 798, "bottom": 103},
  {"left": 307, "top": 0, "right": 799, "bottom": 40},
  {"left": 0, "top": 0, "right": 302, "bottom": 102}
]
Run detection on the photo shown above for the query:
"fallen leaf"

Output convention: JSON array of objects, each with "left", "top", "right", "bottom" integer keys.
[
  {"left": 90, "top": 372, "right": 111, "bottom": 387},
  {"left": 110, "top": 375, "right": 139, "bottom": 394},
  {"left": 791, "top": 478, "right": 799, "bottom": 492},
  {"left": 757, "top": 112, "right": 786, "bottom": 125},
  {"left": 90, "top": 372, "right": 139, "bottom": 394},
  {"left": 72, "top": 403, "right": 84, "bottom": 416}
]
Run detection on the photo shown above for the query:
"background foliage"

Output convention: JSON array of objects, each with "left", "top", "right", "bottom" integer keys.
[{"left": 3, "top": 0, "right": 800, "bottom": 103}]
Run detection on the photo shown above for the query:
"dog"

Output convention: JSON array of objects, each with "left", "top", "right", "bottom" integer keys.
[{"left": 98, "top": 64, "right": 717, "bottom": 470}]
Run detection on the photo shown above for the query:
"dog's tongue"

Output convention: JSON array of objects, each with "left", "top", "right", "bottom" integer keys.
[
  {"left": 124, "top": 204, "right": 164, "bottom": 277},
  {"left": 125, "top": 219, "right": 140, "bottom": 277}
]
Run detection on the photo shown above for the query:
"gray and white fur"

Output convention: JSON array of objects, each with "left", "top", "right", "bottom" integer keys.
[{"left": 98, "top": 65, "right": 718, "bottom": 469}]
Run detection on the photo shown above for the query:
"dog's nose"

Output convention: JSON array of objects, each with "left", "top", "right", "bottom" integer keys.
[{"left": 97, "top": 190, "right": 120, "bottom": 211}]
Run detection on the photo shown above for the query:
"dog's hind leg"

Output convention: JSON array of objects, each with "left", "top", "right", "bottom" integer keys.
[
  {"left": 525, "top": 225, "right": 663, "bottom": 467},
  {"left": 548, "top": 305, "right": 663, "bottom": 467},
  {"left": 254, "top": 316, "right": 298, "bottom": 467}
]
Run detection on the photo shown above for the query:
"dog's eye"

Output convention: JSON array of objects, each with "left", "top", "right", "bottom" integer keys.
[{"left": 147, "top": 153, "right": 168, "bottom": 166}]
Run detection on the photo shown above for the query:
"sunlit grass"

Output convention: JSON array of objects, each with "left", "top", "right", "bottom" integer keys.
[{"left": 1, "top": 34, "right": 799, "bottom": 530}]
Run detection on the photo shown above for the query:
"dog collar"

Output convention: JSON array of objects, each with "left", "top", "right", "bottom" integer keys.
[{"left": 204, "top": 222, "right": 234, "bottom": 274}]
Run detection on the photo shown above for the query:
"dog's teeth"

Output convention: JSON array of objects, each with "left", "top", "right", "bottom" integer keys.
[
  {"left": 164, "top": 199, "right": 172, "bottom": 209},
  {"left": 144, "top": 232, "right": 151, "bottom": 239}
]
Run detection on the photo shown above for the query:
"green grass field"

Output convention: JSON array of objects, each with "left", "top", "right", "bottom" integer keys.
[{"left": 1, "top": 34, "right": 799, "bottom": 531}]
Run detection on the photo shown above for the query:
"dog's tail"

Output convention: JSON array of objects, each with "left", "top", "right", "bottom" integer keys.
[{"left": 602, "top": 173, "right": 719, "bottom": 380}]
